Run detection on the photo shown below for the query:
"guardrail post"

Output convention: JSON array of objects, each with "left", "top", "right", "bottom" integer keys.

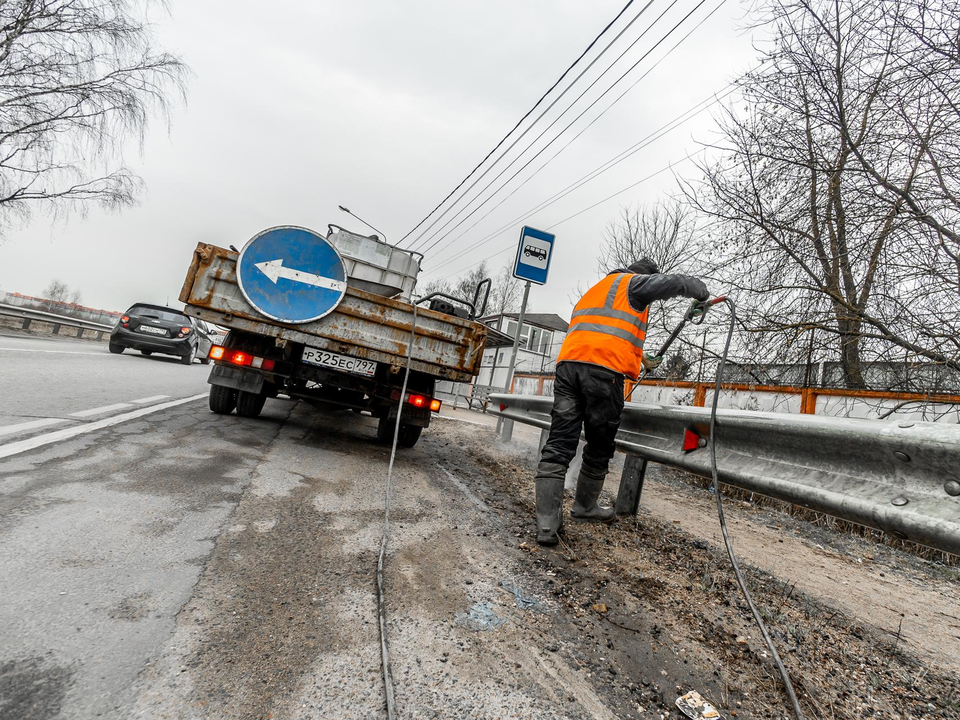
[
  {"left": 615, "top": 454, "right": 648, "bottom": 515},
  {"left": 52, "top": 323, "right": 61, "bottom": 334},
  {"left": 501, "top": 418, "right": 514, "bottom": 443},
  {"left": 96, "top": 331, "right": 104, "bottom": 341},
  {"left": 21, "top": 318, "right": 31, "bottom": 330},
  {"left": 75, "top": 327, "right": 84, "bottom": 339},
  {"left": 537, "top": 427, "right": 549, "bottom": 456}
]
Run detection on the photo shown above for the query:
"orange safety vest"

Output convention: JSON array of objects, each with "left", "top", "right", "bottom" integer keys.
[{"left": 557, "top": 273, "right": 648, "bottom": 380}]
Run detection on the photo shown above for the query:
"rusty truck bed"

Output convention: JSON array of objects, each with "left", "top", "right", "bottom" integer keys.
[{"left": 178, "top": 243, "right": 488, "bottom": 383}]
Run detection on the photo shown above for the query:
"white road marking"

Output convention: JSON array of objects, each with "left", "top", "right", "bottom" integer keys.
[
  {"left": 0, "top": 347, "right": 107, "bottom": 357},
  {"left": 0, "top": 418, "right": 68, "bottom": 438},
  {"left": 0, "top": 394, "right": 207, "bottom": 460},
  {"left": 69, "top": 403, "right": 131, "bottom": 418},
  {"left": 130, "top": 395, "right": 169, "bottom": 405}
]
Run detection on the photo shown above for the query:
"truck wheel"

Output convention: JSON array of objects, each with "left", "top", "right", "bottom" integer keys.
[
  {"left": 108, "top": 342, "right": 124, "bottom": 354},
  {"left": 236, "top": 390, "right": 267, "bottom": 418},
  {"left": 377, "top": 415, "right": 422, "bottom": 448},
  {"left": 209, "top": 385, "right": 237, "bottom": 415},
  {"left": 397, "top": 423, "right": 423, "bottom": 448}
]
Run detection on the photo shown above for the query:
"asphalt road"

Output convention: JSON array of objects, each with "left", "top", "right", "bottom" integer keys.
[
  {"left": 0, "top": 334, "right": 290, "bottom": 718},
  {"left": 0, "top": 334, "right": 211, "bottom": 429},
  {"left": 1, "top": 334, "right": 629, "bottom": 720},
  {"left": 3, "top": 333, "right": 957, "bottom": 720}
]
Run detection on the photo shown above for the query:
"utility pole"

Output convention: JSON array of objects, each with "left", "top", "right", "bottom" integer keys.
[{"left": 499, "top": 280, "right": 531, "bottom": 442}]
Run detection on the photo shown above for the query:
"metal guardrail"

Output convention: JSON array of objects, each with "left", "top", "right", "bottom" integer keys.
[
  {"left": 0, "top": 303, "right": 114, "bottom": 340},
  {"left": 491, "top": 393, "right": 960, "bottom": 556}
]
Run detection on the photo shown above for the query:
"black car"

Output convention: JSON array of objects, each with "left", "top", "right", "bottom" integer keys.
[{"left": 109, "top": 303, "right": 214, "bottom": 365}]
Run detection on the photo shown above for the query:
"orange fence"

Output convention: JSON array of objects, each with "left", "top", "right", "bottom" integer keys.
[{"left": 510, "top": 372, "right": 960, "bottom": 416}]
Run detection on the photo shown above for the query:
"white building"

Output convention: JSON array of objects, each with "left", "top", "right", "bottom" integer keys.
[{"left": 475, "top": 312, "right": 569, "bottom": 388}]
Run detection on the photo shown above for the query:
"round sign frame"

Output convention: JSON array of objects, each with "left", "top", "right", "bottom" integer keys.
[{"left": 236, "top": 225, "right": 349, "bottom": 324}]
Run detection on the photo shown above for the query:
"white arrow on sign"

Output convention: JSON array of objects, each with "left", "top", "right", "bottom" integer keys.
[{"left": 254, "top": 259, "right": 346, "bottom": 292}]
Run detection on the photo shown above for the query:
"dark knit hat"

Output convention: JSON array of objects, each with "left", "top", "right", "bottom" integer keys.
[{"left": 628, "top": 258, "right": 660, "bottom": 274}]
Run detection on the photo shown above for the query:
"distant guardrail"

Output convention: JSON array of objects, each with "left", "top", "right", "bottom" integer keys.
[
  {"left": 491, "top": 393, "right": 960, "bottom": 556},
  {"left": 0, "top": 302, "right": 114, "bottom": 340}
]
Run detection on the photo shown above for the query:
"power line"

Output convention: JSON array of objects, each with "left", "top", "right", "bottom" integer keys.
[
  {"left": 411, "top": 0, "right": 682, "bottom": 252},
  {"left": 427, "top": 82, "right": 737, "bottom": 274},
  {"left": 434, "top": 151, "right": 700, "bottom": 280},
  {"left": 399, "top": 0, "right": 644, "bottom": 246},
  {"left": 425, "top": 0, "right": 731, "bottom": 270},
  {"left": 414, "top": 0, "right": 716, "bottom": 257}
]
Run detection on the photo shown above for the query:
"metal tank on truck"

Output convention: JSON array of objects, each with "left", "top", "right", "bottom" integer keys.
[{"left": 177, "top": 225, "right": 496, "bottom": 448}]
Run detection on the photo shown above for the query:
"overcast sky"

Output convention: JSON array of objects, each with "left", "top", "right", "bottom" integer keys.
[{"left": 0, "top": 0, "right": 759, "bottom": 318}]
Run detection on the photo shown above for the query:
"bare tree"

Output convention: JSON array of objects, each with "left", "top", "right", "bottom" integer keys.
[
  {"left": 0, "top": 1, "right": 187, "bottom": 236},
  {"left": 42, "top": 279, "right": 71, "bottom": 304},
  {"left": 486, "top": 264, "right": 522, "bottom": 315},
  {"left": 685, "top": 0, "right": 960, "bottom": 388},
  {"left": 587, "top": 201, "right": 711, "bottom": 371},
  {"left": 597, "top": 201, "right": 701, "bottom": 274}
]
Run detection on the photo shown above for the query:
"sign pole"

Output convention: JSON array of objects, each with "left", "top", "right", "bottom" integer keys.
[{"left": 499, "top": 280, "right": 531, "bottom": 442}]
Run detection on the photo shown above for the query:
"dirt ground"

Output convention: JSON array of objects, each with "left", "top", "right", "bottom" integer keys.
[
  {"left": 456, "top": 415, "right": 960, "bottom": 719},
  {"left": 126, "top": 403, "right": 958, "bottom": 719}
]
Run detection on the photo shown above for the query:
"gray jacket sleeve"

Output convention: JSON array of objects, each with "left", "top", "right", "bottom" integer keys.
[{"left": 626, "top": 273, "right": 708, "bottom": 312}]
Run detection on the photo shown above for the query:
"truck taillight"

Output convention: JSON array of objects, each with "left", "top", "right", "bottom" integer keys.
[
  {"left": 229, "top": 351, "right": 251, "bottom": 366},
  {"left": 406, "top": 394, "right": 441, "bottom": 412},
  {"left": 209, "top": 345, "right": 274, "bottom": 372}
]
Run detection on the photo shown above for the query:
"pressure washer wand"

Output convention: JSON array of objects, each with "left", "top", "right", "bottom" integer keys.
[{"left": 625, "top": 296, "right": 726, "bottom": 402}]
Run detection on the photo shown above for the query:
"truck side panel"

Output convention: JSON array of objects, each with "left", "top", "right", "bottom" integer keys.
[{"left": 179, "top": 243, "right": 487, "bottom": 383}]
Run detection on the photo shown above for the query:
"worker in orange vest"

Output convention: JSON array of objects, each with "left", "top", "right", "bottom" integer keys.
[{"left": 534, "top": 258, "right": 708, "bottom": 545}]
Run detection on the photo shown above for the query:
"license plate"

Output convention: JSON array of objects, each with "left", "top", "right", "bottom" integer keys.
[
  {"left": 302, "top": 347, "right": 377, "bottom": 377},
  {"left": 138, "top": 325, "right": 167, "bottom": 336}
]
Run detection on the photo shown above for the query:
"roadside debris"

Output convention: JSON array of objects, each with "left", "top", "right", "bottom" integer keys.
[
  {"left": 676, "top": 690, "right": 722, "bottom": 720},
  {"left": 454, "top": 601, "right": 507, "bottom": 631},
  {"left": 499, "top": 578, "right": 544, "bottom": 612}
]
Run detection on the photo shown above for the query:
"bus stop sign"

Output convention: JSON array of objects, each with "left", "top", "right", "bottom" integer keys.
[
  {"left": 513, "top": 226, "right": 555, "bottom": 285},
  {"left": 236, "top": 226, "right": 348, "bottom": 324}
]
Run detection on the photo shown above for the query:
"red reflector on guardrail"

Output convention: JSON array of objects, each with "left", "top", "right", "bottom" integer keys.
[{"left": 682, "top": 429, "right": 701, "bottom": 452}]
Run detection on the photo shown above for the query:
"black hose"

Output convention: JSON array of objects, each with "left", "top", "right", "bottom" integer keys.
[
  {"left": 709, "top": 298, "right": 805, "bottom": 720},
  {"left": 377, "top": 301, "right": 418, "bottom": 719}
]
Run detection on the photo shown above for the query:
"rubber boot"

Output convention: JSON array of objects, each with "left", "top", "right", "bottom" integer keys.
[
  {"left": 570, "top": 464, "right": 616, "bottom": 523},
  {"left": 534, "top": 461, "right": 566, "bottom": 545}
]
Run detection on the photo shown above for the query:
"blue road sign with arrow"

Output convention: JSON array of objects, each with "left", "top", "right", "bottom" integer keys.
[
  {"left": 236, "top": 226, "right": 348, "bottom": 324},
  {"left": 513, "top": 226, "right": 555, "bottom": 285}
]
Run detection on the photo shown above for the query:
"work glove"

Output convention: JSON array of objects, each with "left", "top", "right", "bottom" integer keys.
[
  {"left": 687, "top": 300, "right": 708, "bottom": 321},
  {"left": 642, "top": 354, "right": 663, "bottom": 371}
]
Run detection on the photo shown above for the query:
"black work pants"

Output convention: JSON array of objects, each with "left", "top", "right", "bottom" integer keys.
[{"left": 540, "top": 361, "right": 625, "bottom": 474}]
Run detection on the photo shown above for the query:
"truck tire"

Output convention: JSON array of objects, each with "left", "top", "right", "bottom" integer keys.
[
  {"left": 397, "top": 423, "right": 423, "bottom": 448},
  {"left": 377, "top": 415, "right": 422, "bottom": 448},
  {"left": 108, "top": 342, "right": 124, "bottom": 354},
  {"left": 209, "top": 385, "right": 237, "bottom": 415},
  {"left": 236, "top": 390, "right": 267, "bottom": 418}
]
